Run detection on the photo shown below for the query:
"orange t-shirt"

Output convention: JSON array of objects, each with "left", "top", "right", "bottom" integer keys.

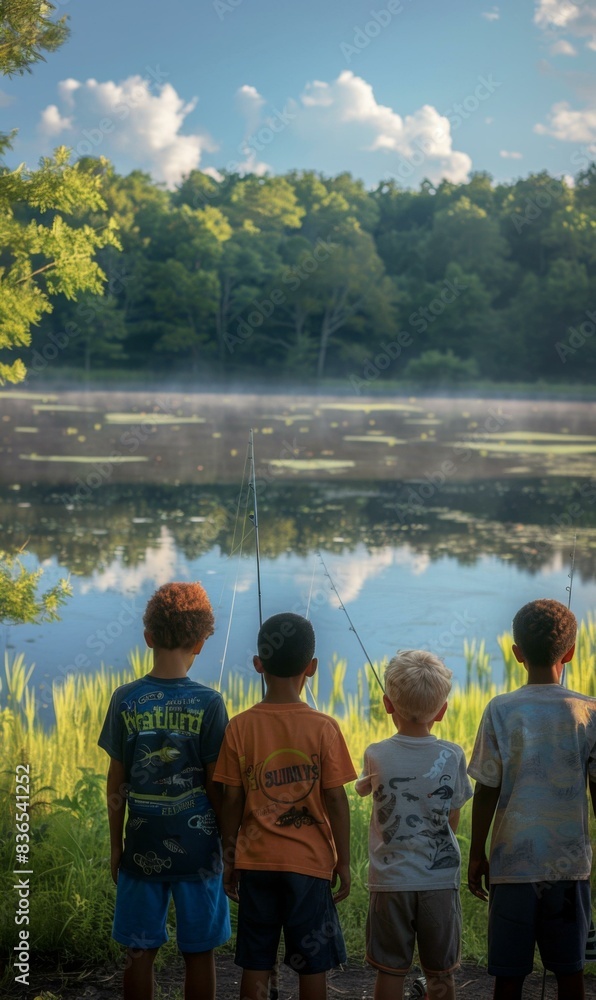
[{"left": 213, "top": 701, "right": 357, "bottom": 880}]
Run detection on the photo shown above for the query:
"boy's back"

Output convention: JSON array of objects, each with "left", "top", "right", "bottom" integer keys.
[
  {"left": 468, "top": 683, "right": 596, "bottom": 883},
  {"left": 214, "top": 699, "right": 355, "bottom": 878},
  {"left": 100, "top": 672, "right": 227, "bottom": 879},
  {"left": 358, "top": 733, "right": 472, "bottom": 889}
]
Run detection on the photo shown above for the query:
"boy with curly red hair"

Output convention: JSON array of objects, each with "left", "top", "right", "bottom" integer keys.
[{"left": 99, "top": 582, "right": 230, "bottom": 1000}]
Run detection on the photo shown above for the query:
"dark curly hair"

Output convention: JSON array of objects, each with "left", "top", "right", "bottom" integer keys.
[
  {"left": 512, "top": 599, "right": 576, "bottom": 668},
  {"left": 257, "top": 613, "right": 315, "bottom": 677},
  {"left": 143, "top": 582, "right": 214, "bottom": 650}
]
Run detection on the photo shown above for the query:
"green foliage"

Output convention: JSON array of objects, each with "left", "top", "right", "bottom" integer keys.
[
  {"left": 0, "top": 548, "right": 71, "bottom": 624},
  {"left": 0, "top": 0, "right": 69, "bottom": 77},
  {"left": 404, "top": 349, "right": 479, "bottom": 384},
  {"left": 21, "top": 162, "right": 596, "bottom": 384}
]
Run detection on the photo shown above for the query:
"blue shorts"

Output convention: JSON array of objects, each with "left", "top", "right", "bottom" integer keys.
[
  {"left": 488, "top": 880, "right": 591, "bottom": 977},
  {"left": 113, "top": 870, "right": 231, "bottom": 953},
  {"left": 235, "top": 871, "right": 347, "bottom": 975}
]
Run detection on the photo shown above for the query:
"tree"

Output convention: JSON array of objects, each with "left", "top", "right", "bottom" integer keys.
[
  {"left": 0, "top": 0, "right": 69, "bottom": 77},
  {"left": 0, "top": 5, "right": 120, "bottom": 383},
  {"left": 0, "top": 548, "right": 71, "bottom": 625}
]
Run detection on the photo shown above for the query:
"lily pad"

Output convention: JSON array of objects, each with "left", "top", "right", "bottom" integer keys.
[
  {"left": 268, "top": 458, "right": 355, "bottom": 471},
  {"left": 19, "top": 454, "right": 149, "bottom": 463},
  {"left": 104, "top": 413, "right": 205, "bottom": 424},
  {"left": 343, "top": 435, "right": 406, "bottom": 446}
]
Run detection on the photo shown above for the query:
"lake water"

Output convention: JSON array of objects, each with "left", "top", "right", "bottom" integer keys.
[{"left": 1, "top": 389, "right": 595, "bottom": 718}]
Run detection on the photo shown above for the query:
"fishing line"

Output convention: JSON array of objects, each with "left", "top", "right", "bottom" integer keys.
[
  {"left": 318, "top": 551, "right": 385, "bottom": 694},
  {"left": 218, "top": 443, "right": 252, "bottom": 688}
]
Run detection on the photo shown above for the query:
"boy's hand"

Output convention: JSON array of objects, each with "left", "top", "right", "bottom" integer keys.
[
  {"left": 224, "top": 862, "right": 240, "bottom": 902},
  {"left": 468, "top": 855, "right": 490, "bottom": 901},
  {"left": 331, "top": 862, "right": 351, "bottom": 903},
  {"left": 110, "top": 845, "right": 123, "bottom": 884}
]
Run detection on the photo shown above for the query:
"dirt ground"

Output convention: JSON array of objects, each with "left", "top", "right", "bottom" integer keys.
[{"left": 8, "top": 956, "right": 596, "bottom": 1000}]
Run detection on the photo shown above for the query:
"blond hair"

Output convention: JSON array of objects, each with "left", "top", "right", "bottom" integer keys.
[{"left": 384, "top": 649, "right": 452, "bottom": 724}]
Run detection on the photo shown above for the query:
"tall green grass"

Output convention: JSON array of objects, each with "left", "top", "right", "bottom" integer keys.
[{"left": 2, "top": 621, "right": 596, "bottom": 974}]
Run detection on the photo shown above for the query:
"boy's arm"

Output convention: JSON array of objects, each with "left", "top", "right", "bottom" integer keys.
[
  {"left": 323, "top": 785, "right": 351, "bottom": 903},
  {"left": 106, "top": 757, "right": 128, "bottom": 884},
  {"left": 204, "top": 762, "right": 223, "bottom": 829},
  {"left": 220, "top": 783, "right": 246, "bottom": 902},
  {"left": 448, "top": 807, "right": 461, "bottom": 834},
  {"left": 468, "top": 781, "right": 500, "bottom": 902}
]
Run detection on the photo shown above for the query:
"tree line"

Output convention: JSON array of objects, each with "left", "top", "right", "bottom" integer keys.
[{"left": 20, "top": 161, "right": 596, "bottom": 386}]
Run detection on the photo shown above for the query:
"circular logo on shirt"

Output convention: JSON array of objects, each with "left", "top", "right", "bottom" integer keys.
[{"left": 258, "top": 749, "right": 320, "bottom": 803}]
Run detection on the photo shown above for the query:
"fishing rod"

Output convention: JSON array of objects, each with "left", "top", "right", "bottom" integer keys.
[
  {"left": 317, "top": 551, "right": 385, "bottom": 694},
  {"left": 542, "top": 533, "right": 581, "bottom": 999},
  {"left": 248, "top": 428, "right": 265, "bottom": 698}
]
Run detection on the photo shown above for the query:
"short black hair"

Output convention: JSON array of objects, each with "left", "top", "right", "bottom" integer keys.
[
  {"left": 512, "top": 599, "right": 576, "bottom": 668},
  {"left": 257, "top": 613, "right": 315, "bottom": 677}
]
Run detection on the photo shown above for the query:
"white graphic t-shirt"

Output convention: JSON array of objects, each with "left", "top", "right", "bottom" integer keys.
[
  {"left": 468, "top": 684, "right": 596, "bottom": 883},
  {"left": 356, "top": 734, "right": 473, "bottom": 891}
]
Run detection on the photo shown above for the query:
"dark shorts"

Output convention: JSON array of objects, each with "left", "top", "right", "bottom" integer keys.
[
  {"left": 488, "top": 880, "right": 591, "bottom": 977},
  {"left": 235, "top": 870, "right": 347, "bottom": 975}
]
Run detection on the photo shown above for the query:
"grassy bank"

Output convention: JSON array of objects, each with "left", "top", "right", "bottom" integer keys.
[{"left": 1, "top": 623, "right": 596, "bottom": 978}]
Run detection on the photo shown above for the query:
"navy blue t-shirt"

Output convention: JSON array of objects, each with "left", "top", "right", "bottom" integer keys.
[{"left": 98, "top": 673, "right": 228, "bottom": 881}]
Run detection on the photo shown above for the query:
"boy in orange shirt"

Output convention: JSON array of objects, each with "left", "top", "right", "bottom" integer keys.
[{"left": 214, "top": 612, "right": 357, "bottom": 1000}]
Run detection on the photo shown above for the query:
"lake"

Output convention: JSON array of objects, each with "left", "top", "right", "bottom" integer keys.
[{"left": 1, "top": 388, "right": 595, "bottom": 717}]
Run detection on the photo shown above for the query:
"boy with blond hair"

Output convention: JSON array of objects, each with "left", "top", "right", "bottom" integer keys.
[
  {"left": 468, "top": 599, "right": 596, "bottom": 1000},
  {"left": 99, "top": 582, "right": 230, "bottom": 1000},
  {"left": 356, "top": 649, "right": 473, "bottom": 1000},
  {"left": 214, "top": 612, "right": 357, "bottom": 1000}
]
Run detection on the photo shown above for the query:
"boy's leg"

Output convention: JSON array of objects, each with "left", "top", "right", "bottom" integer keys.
[
  {"left": 298, "top": 971, "right": 327, "bottom": 1000},
  {"left": 240, "top": 968, "right": 271, "bottom": 1000},
  {"left": 123, "top": 946, "right": 159, "bottom": 1000},
  {"left": 492, "top": 977, "right": 525, "bottom": 1000},
  {"left": 554, "top": 971, "right": 585, "bottom": 1000},
  {"left": 426, "top": 972, "right": 455, "bottom": 1000},
  {"left": 181, "top": 950, "right": 216, "bottom": 1000},
  {"left": 374, "top": 971, "right": 405, "bottom": 1000}
]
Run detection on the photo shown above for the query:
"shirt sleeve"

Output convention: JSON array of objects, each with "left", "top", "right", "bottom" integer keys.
[
  {"left": 97, "top": 690, "right": 124, "bottom": 761},
  {"left": 213, "top": 721, "right": 244, "bottom": 787},
  {"left": 321, "top": 721, "right": 358, "bottom": 789},
  {"left": 355, "top": 747, "right": 372, "bottom": 797},
  {"left": 451, "top": 747, "right": 474, "bottom": 808},
  {"left": 467, "top": 702, "right": 502, "bottom": 788},
  {"left": 200, "top": 694, "right": 229, "bottom": 764}
]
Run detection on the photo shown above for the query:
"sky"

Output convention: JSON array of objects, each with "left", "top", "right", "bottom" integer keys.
[{"left": 2, "top": 0, "right": 596, "bottom": 190}]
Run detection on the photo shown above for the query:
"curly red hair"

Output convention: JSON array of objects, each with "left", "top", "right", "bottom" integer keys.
[{"left": 143, "top": 582, "right": 214, "bottom": 650}]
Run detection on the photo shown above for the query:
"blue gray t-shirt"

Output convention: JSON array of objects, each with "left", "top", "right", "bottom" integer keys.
[{"left": 98, "top": 674, "right": 228, "bottom": 881}]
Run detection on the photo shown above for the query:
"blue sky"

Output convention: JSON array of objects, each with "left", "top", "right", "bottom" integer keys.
[{"left": 2, "top": 0, "right": 596, "bottom": 188}]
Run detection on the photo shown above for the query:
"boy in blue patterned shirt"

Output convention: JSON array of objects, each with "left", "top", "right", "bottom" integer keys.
[{"left": 98, "top": 582, "right": 230, "bottom": 1000}]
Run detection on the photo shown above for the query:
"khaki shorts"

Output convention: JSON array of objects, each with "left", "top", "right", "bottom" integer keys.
[{"left": 366, "top": 889, "right": 461, "bottom": 976}]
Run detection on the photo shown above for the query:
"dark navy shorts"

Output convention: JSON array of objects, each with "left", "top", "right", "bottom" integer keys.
[
  {"left": 235, "top": 870, "right": 347, "bottom": 975},
  {"left": 488, "top": 880, "right": 591, "bottom": 977}
]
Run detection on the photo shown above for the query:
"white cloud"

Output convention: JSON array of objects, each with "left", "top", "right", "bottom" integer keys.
[
  {"left": 39, "top": 104, "right": 73, "bottom": 135},
  {"left": 234, "top": 84, "right": 271, "bottom": 175},
  {"left": 482, "top": 6, "right": 500, "bottom": 21},
  {"left": 550, "top": 38, "right": 578, "bottom": 55},
  {"left": 80, "top": 526, "right": 179, "bottom": 594},
  {"left": 535, "top": 0, "right": 596, "bottom": 49},
  {"left": 38, "top": 75, "right": 217, "bottom": 187},
  {"left": 485, "top": 116, "right": 494, "bottom": 124},
  {"left": 535, "top": 100, "right": 596, "bottom": 141},
  {"left": 500, "top": 149, "right": 523, "bottom": 159},
  {"left": 295, "top": 71, "right": 472, "bottom": 184},
  {"left": 0, "top": 89, "right": 15, "bottom": 108}
]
